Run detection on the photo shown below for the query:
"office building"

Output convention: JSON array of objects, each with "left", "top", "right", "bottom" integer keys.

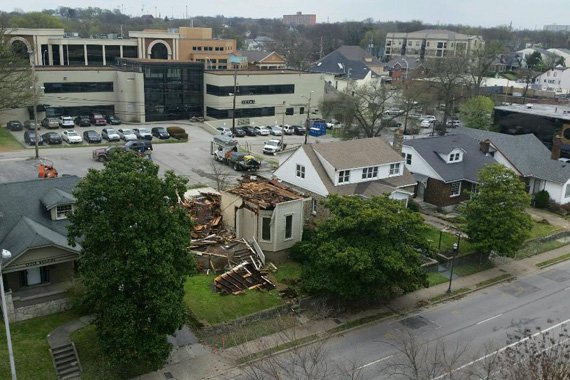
[{"left": 283, "top": 12, "right": 316, "bottom": 26}]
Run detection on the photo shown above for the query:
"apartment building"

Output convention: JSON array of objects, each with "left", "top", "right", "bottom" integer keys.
[
  {"left": 384, "top": 29, "right": 484, "bottom": 60},
  {"left": 283, "top": 12, "right": 316, "bottom": 26}
]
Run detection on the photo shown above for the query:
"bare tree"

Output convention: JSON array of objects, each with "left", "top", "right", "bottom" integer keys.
[
  {"left": 0, "top": 24, "right": 33, "bottom": 113},
  {"left": 210, "top": 161, "right": 231, "bottom": 191},
  {"left": 466, "top": 40, "right": 508, "bottom": 96}
]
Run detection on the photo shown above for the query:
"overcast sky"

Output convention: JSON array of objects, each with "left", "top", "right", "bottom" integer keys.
[{"left": 5, "top": 0, "right": 570, "bottom": 30}]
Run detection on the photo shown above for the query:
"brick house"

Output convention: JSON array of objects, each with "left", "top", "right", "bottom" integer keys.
[{"left": 402, "top": 134, "right": 497, "bottom": 209}]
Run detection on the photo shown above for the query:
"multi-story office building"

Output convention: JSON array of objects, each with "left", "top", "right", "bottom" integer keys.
[
  {"left": 283, "top": 12, "right": 316, "bottom": 26},
  {"left": 384, "top": 29, "right": 484, "bottom": 60},
  {"left": 544, "top": 25, "right": 570, "bottom": 33}
]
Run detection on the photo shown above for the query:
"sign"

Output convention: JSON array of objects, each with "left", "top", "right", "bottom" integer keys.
[
  {"left": 25, "top": 258, "right": 56, "bottom": 267},
  {"left": 241, "top": 100, "right": 255, "bottom": 105}
]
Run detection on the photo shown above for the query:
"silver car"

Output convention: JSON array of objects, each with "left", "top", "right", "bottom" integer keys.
[
  {"left": 118, "top": 128, "right": 138, "bottom": 141},
  {"left": 269, "top": 126, "right": 282, "bottom": 136}
]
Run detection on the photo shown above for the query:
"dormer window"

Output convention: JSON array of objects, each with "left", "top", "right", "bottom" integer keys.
[
  {"left": 56, "top": 204, "right": 73, "bottom": 220},
  {"left": 338, "top": 170, "right": 350, "bottom": 184},
  {"left": 362, "top": 166, "right": 379, "bottom": 179},
  {"left": 389, "top": 163, "right": 401, "bottom": 176},
  {"left": 449, "top": 153, "right": 461, "bottom": 162}
]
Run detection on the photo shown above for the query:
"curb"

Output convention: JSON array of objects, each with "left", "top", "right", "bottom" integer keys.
[
  {"left": 536, "top": 256, "right": 570, "bottom": 269},
  {"left": 429, "top": 274, "right": 516, "bottom": 306}
]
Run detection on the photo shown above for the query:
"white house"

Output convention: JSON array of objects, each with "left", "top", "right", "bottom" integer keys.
[
  {"left": 547, "top": 48, "right": 570, "bottom": 67},
  {"left": 534, "top": 66, "right": 570, "bottom": 92}
]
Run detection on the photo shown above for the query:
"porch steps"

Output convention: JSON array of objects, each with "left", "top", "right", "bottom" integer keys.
[{"left": 50, "top": 342, "right": 82, "bottom": 380}]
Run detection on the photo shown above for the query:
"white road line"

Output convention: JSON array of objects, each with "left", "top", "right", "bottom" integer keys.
[
  {"left": 434, "top": 316, "right": 570, "bottom": 380},
  {"left": 356, "top": 355, "right": 393, "bottom": 369},
  {"left": 476, "top": 314, "right": 503, "bottom": 325}
]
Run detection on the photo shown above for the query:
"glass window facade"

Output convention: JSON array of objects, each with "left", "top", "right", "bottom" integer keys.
[
  {"left": 207, "top": 84, "right": 295, "bottom": 97},
  {"left": 105, "top": 45, "right": 121, "bottom": 65},
  {"left": 44, "top": 82, "right": 114, "bottom": 93},
  {"left": 123, "top": 46, "right": 138, "bottom": 58},
  {"left": 67, "top": 45, "right": 85, "bottom": 65},
  {"left": 87, "top": 45, "right": 103, "bottom": 65},
  {"left": 45, "top": 105, "right": 114, "bottom": 118},
  {"left": 206, "top": 106, "right": 275, "bottom": 119}
]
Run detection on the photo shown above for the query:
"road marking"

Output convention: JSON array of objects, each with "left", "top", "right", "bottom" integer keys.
[
  {"left": 0, "top": 157, "right": 28, "bottom": 162},
  {"left": 476, "top": 314, "right": 503, "bottom": 325},
  {"left": 356, "top": 355, "right": 393, "bottom": 369},
  {"left": 565, "top": 286, "right": 570, "bottom": 290}
]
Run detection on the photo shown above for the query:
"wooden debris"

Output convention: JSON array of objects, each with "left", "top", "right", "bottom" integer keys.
[{"left": 214, "top": 262, "right": 275, "bottom": 295}]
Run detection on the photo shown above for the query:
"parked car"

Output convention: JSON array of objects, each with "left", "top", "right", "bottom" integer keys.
[
  {"left": 446, "top": 119, "right": 461, "bottom": 128},
  {"left": 151, "top": 127, "right": 170, "bottom": 139},
  {"left": 283, "top": 125, "right": 295, "bottom": 135},
  {"left": 292, "top": 125, "right": 305, "bottom": 135},
  {"left": 239, "top": 126, "right": 257, "bottom": 136},
  {"left": 58, "top": 116, "right": 75, "bottom": 128},
  {"left": 62, "top": 130, "right": 83, "bottom": 144},
  {"left": 420, "top": 119, "right": 435, "bottom": 128},
  {"left": 421, "top": 115, "right": 436, "bottom": 122},
  {"left": 92, "top": 146, "right": 121, "bottom": 162},
  {"left": 383, "top": 119, "right": 403, "bottom": 129},
  {"left": 217, "top": 127, "right": 234, "bottom": 136},
  {"left": 133, "top": 128, "right": 153, "bottom": 140},
  {"left": 326, "top": 120, "right": 343, "bottom": 129},
  {"left": 254, "top": 126, "right": 270, "bottom": 136},
  {"left": 24, "top": 131, "right": 43, "bottom": 146},
  {"left": 384, "top": 109, "right": 404, "bottom": 116},
  {"left": 89, "top": 112, "right": 106, "bottom": 126},
  {"left": 24, "top": 120, "right": 38, "bottom": 130},
  {"left": 102, "top": 128, "right": 120, "bottom": 141},
  {"left": 409, "top": 113, "right": 422, "bottom": 119},
  {"left": 124, "top": 140, "right": 153, "bottom": 153},
  {"left": 269, "top": 125, "right": 282, "bottom": 136},
  {"left": 41, "top": 132, "right": 62, "bottom": 145},
  {"left": 6, "top": 121, "right": 22, "bottom": 131},
  {"left": 83, "top": 130, "right": 102, "bottom": 143},
  {"left": 41, "top": 118, "right": 59, "bottom": 129},
  {"left": 75, "top": 116, "right": 91, "bottom": 127},
  {"left": 263, "top": 139, "right": 286, "bottom": 155},
  {"left": 118, "top": 128, "right": 137, "bottom": 141},
  {"left": 234, "top": 128, "right": 246, "bottom": 138},
  {"left": 105, "top": 114, "right": 122, "bottom": 125}
]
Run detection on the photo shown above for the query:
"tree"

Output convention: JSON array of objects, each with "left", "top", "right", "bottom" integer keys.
[
  {"left": 294, "top": 195, "right": 434, "bottom": 299},
  {"left": 461, "top": 164, "right": 532, "bottom": 257},
  {"left": 67, "top": 152, "right": 196, "bottom": 372},
  {"left": 458, "top": 96, "right": 495, "bottom": 130},
  {"left": 526, "top": 51, "right": 542, "bottom": 68},
  {"left": 466, "top": 40, "right": 507, "bottom": 95},
  {"left": 0, "top": 24, "right": 32, "bottom": 113},
  {"left": 8, "top": 12, "right": 64, "bottom": 28}
]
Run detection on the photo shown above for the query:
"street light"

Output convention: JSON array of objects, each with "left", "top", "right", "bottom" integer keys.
[
  {"left": 301, "top": 91, "right": 314, "bottom": 145},
  {"left": 0, "top": 249, "right": 16, "bottom": 380},
  {"left": 446, "top": 236, "right": 461, "bottom": 294}
]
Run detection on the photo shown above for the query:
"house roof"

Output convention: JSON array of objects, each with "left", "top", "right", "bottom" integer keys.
[
  {"left": 40, "top": 188, "right": 75, "bottom": 210},
  {"left": 385, "top": 56, "right": 425, "bottom": 71},
  {"left": 403, "top": 134, "right": 497, "bottom": 183},
  {"left": 503, "top": 53, "right": 526, "bottom": 67},
  {"left": 457, "top": 127, "right": 570, "bottom": 184},
  {"left": 225, "top": 178, "right": 304, "bottom": 209},
  {"left": 300, "top": 142, "right": 416, "bottom": 197},
  {"left": 312, "top": 137, "right": 406, "bottom": 170},
  {"left": 238, "top": 50, "right": 284, "bottom": 63},
  {"left": 406, "top": 29, "right": 472, "bottom": 40},
  {"left": 0, "top": 176, "right": 81, "bottom": 258},
  {"left": 308, "top": 45, "right": 382, "bottom": 79}
]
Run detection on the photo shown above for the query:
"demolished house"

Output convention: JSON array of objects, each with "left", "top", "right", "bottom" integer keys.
[{"left": 221, "top": 176, "right": 308, "bottom": 256}]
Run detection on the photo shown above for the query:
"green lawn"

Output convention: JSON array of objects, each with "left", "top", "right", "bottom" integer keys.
[
  {"left": 528, "top": 221, "right": 562, "bottom": 240},
  {"left": 423, "top": 227, "right": 473, "bottom": 254},
  {"left": 272, "top": 261, "right": 303, "bottom": 282},
  {"left": 428, "top": 272, "right": 449, "bottom": 287},
  {"left": 0, "top": 310, "right": 80, "bottom": 380},
  {"left": 453, "top": 260, "right": 494, "bottom": 277},
  {"left": 502, "top": 73, "right": 517, "bottom": 80},
  {"left": 184, "top": 273, "right": 285, "bottom": 325},
  {"left": 0, "top": 127, "right": 23, "bottom": 152}
]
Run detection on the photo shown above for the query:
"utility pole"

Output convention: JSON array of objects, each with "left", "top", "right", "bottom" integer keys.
[
  {"left": 281, "top": 108, "right": 285, "bottom": 147},
  {"left": 304, "top": 92, "right": 313, "bottom": 145},
  {"left": 319, "top": 36, "right": 323, "bottom": 59},
  {"left": 232, "top": 66, "right": 237, "bottom": 135},
  {"left": 30, "top": 50, "right": 39, "bottom": 160}
]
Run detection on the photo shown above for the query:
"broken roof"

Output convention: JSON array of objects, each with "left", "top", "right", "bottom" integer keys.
[{"left": 225, "top": 177, "right": 304, "bottom": 208}]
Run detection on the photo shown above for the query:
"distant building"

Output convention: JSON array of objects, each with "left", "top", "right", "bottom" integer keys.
[
  {"left": 548, "top": 48, "right": 570, "bottom": 67},
  {"left": 534, "top": 66, "right": 570, "bottom": 92},
  {"left": 544, "top": 25, "right": 570, "bottom": 33},
  {"left": 384, "top": 29, "right": 484, "bottom": 60},
  {"left": 237, "top": 51, "right": 287, "bottom": 70},
  {"left": 283, "top": 12, "right": 316, "bottom": 26}
]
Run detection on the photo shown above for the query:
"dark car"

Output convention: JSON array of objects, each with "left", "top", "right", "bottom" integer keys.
[
  {"left": 83, "top": 130, "right": 102, "bottom": 143},
  {"left": 24, "top": 131, "right": 43, "bottom": 146},
  {"left": 292, "top": 125, "right": 305, "bottom": 135},
  {"left": 24, "top": 120, "right": 38, "bottom": 131},
  {"left": 234, "top": 128, "right": 246, "bottom": 137},
  {"left": 42, "top": 132, "right": 62, "bottom": 145},
  {"left": 75, "top": 116, "right": 91, "bottom": 127},
  {"left": 124, "top": 140, "right": 153, "bottom": 153},
  {"left": 105, "top": 114, "right": 122, "bottom": 125},
  {"left": 92, "top": 146, "right": 121, "bottom": 162},
  {"left": 6, "top": 121, "right": 22, "bottom": 131},
  {"left": 89, "top": 112, "right": 106, "bottom": 126},
  {"left": 240, "top": 126, "right": 257, "bottom": 136},
  {"left": 151, "top": 127, "right": 170, "bottom": 139},
  {"left": 41, "top": 118, "right": 60, "bottom": 129}
]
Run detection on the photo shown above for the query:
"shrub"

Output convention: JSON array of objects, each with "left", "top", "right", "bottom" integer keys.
[
  {"left": 547, "top": 199, "right": 567, "bottom": 215},
  {"left": 167, "top": 126, "right": 188, "bottom": 140},
  {"left": 407, "top": 198, "right": 420, "bottom": 212},
  {"left": 534, "top": 190, "right": 550, "bottom": 208}
]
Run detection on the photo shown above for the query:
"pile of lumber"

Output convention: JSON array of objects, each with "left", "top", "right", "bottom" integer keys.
[
  {"left": 183, "top": 192, "right": 225, "bottom": 240},
  {"left": 214, "top": 262, "right": 275, "bottom": 295}
]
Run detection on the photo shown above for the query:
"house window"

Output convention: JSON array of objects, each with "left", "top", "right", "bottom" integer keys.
[
  {"left": 261, "top": 217, "right": 271, "bottom": 241},
  {"left": 296, "top": 164, "right": 305, "bottom": 178},
  {"left": 338, "top": 170, "right": 350, "bottom": 184},
  {"left": 389, "top": 163, "right": 400, "bottom": 175},
  {"left": 300, "top": 107, "right": 304, "bottom": 114},
  {"left": 554, "top": 72, "right": 557, "bottom": 77},
  {"left": 565, "top": 185, "right": 570, "bottom": 198},
  {"left": 362, "top": 166, "right": 379, "bottom": 179},
  {"left": 402, "top": 153, "right": 412, "bottom": 165},
  {"left": 285, "top": 215, "right": 293, "bottom": 239},
  {"left": 56, "top": 204, "right": 73, "bottom": 220},
  {"left": 311, "top": 199, "right": 317, "bottom": 214},
  {"left": 449, "top": 153, "right": 460, "bottom": 162},
  {"left": 20, "top": 266, "right": 50, "bottom": 287},
  {"left": 547, "top": 72, "right": 550, "bottom": 76},
  {"left": 286, "top": 107, "right": 294, "bottom": 115},
  {"left": 450, "top": 181, "right": 461, "bottom": 197}
]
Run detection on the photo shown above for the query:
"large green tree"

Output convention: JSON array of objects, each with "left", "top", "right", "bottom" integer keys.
[
  {"left": 0, "top": 24, "right": 32, "bottom": 113},
  {"left": 295, "top": 195, "right": 434, "bottom": 299},
  {"left": 8, "top": 12, "right": 64, "bottom": 29},
  {"left": 68, "top": 152, "right": 196, "bottom": 371},
  {"left": 461, "top": 164, "right": 532, "bottom": 257},
  {"left": 459, "top": 96, "right": 495, "bottom": 130}
]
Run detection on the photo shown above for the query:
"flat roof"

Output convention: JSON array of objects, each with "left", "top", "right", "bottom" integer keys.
[
  {"left": 205, "top": 69, "right": 312, "bottom": 75},
  {"left": 36, "top": 66, "right": 115, "bottom": 71},
  {"left": 495, "top": 104, "right": 570, "bottom": 121}
]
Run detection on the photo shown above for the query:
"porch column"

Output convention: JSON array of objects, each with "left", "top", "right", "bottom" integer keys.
[
  {"left": 84, "top": 44, "right": 88, "bottom": 66},
  {"left": 59, "top": 44, "right": 64, "bottom": 66},
  {"left": 120, "top": 45, "right": 124, "bottom": 58},
  {"left": 102, "top": 45, "right": 106, "bottom": 66}
]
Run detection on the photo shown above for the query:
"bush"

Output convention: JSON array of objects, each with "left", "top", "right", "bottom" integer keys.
[
  {"left": 534, "top": 190, "right": 550, "bottom": 208},
  {"left": 167, "top": 126, "right": 188, "bottom": 140},
  {"left": 407, "top": 198, "right": 420, "bottom": 212},
  {"left": 547, "top": 199, "right": 567, "bottom": 215}
]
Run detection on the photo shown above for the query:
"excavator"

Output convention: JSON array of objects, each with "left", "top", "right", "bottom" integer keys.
[{"left": 38, "top": 160, "right": 58, "bottom": 178}]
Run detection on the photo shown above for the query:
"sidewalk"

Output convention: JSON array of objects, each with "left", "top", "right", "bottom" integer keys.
[{"left": 135, "top": 242, "right": 570, "bottom": 380}]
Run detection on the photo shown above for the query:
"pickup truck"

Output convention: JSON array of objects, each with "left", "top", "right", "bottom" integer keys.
[
  {"left": 263, "top": 139, "right": 286, "bottom": 155},
  {"left": 227, "top": 152, "right": 261, "bottom": 171}
]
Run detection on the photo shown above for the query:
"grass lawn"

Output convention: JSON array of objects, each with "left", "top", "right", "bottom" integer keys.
[
  {"left": 423, "top": 227, "right": 473, "bottom": 254},
  {"left": 502, "top": 73, "right": 517, "bottom": 80},
  {"left": 536, "top": 252, "right": 570, "bottom": 268},
  {"left": 184, "top": 273, "right": 285, "bottom": 325},
  {"left": 517, "top": 239, "right": 569, "bottom": 259},
  {"left": 528, "top": 221, "right": 562, "bottom": 240},
  {"left": 0, "top": 310, "right": 80, "bottom": 380},
  {"left": 0, "top": 127, "right": 24, "bottom": 152},
  {"left": 453, "top": 260, "right": 494, "bottom": 277},
  {"left": 272, "top": 261, "right": 303, "bottom": 282},
  {"left": 428, "top": 272, "right": 449, "bottom": 287}
]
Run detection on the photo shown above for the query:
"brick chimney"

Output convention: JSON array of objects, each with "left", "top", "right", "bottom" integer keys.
[
  {"left": 480, "top": 141, "right": 490, "bottom": 154},
  {"left": 393, "top": 130, "right": 404, "bottom": 154},
  {"left": 552, "top": 135, "right": 562, "bottom": 160}
]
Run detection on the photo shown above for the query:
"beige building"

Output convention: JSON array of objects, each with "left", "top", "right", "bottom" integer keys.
[{"left": 385, "top": 29, "right": 484, "bottom": 60}]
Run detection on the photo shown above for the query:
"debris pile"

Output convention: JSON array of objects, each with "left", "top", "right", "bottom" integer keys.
[
  {"left": 214, "top": 262, "right": 275, "bottom": 295},
  {"left": 226, "top": 176, "right": 303, "bottom": 209}
]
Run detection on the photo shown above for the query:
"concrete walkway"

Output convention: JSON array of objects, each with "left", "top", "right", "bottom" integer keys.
[
  {"left": 526, "top": 207, "right": 570, "bottom": 229},
  {"left": 47, "top": 315, "right": 93, "bottom": 349}
]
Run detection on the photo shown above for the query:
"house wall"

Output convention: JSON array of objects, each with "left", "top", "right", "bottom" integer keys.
[
  {"left": 5, "top": 246, "right": 78, "bottom": 274},
  {"left": 220, "top": 191, "right": 243, "bottom": 230},
  {"left": 560, "top": 180, "right": 570, "bottom": 204},
  {"left": 401, "top": 146, "right": 443, "bottom": 180},
  {"left": 270, "top": 199, "right": 305, "bottom": 251},
  {"left": 544, "top": 180, "right": 565, "bottom": 204},
  {"left": 423, "top": 178, "right": 471, "bottom": 207},
  {"left": 273, "top": 148, "right": 329, "bottom": 196},
  {"left": 535, "top": 68, "right": 570, "bottom": 91}
]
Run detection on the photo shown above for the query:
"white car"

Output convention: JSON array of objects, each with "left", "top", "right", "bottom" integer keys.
[
  {"left": 263, "top": 139, "right": 285, "bottom": 155},
  {"left": 421, "top": 119, "right": 435, "bottom": 128},
  {"left": 118, "top": 128, "right": 138, "bottom": 141},
  {"left": 384, "top": 109, "right": 403, "bottom": 115},
  {"left": 59, "top": 116, "right": 74, "bottom": 128},
  {"left": 62, "top": 130, "right": 83, "bottom": 144},
  {"left": 446, "top": 120, "right": 461, "bottom": 128},
  {"left": 255, "top": 126, "right": 270, "bottom": 136},
  {"left": 283, "top": 125, "right": 294, "bottom": 135},
  {"left": 269, "top": 126, "right": 282, "bottom": 136},
  {"left": 133, "top": 128, "right": 152, "bottom": 140},
  {"left": 421, "top": 115, "right": 436, "bottom": 122},
  {"left": 217, "top": 127, "right": 233, "bottom": 136}
]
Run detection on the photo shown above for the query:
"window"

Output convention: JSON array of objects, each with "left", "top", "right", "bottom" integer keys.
[
  {"left": 450, "top": 181, "right": 461, "bottom": 197},
  {"left": 389, "top": 163, "right": 400, "bottom": 175},
  {"left": 300, "top": 107, "right": 305, "bottom": 115},
  {"left": 261, "top": 217, "right": 271, "bottom": 241},
  {"left": 415, "top": 41, "right": 420, "bottom": 46},
  {"left": 311, "top": 199, "right": 317, "bottom": 214},
  {"left": 20, "top": 266, "right": 50, "bottom": 287},
  {"left": 362, "top": 166, "right": 379, "bottom": 179},
  {"left": 44, "top": 82, "right": 114, "bottom": 93},
  {"left": 338, "top": 170, "right": 350, "bottom": 184},
  {"left": 56, "top": 204, "right": 73, "bottom": 220},
  {"left": 286, "top": 107, "right": 294, "bottom": 115},
  {"left": 449, "top": 153, "right": 460, "bottom": 162},
  {"left": 206, "top": 84, "right": 295, "bottom": 96},
  {"left": 215, "top": 47, "right": 223, "bottom": 51},
  {"left": 408, "top": 41, "right": 412, "bottom": 46},
  {"left": 285, "top": 215, "right": 293, "bottom": 239},
  {"left": 554, "top": 72, "right": 557, "bottom": 77},
  {"left": 566, "top": 184, "right": 570, "bottom": 198},
  {"left": 547, "top": 72, "right": 550, "bottom": 77},
  {"left": 402, "top": 153, "right": 412, "bottom": 165},
  {"left": 296, "top": 164, "right": 305, "bottom": 178}
]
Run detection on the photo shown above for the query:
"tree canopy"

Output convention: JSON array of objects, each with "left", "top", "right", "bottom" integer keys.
[
  {"left": 68, "top": 152, "right": 196, "bottom": 371},
  {"left": 459, "top": 96, "right": 495, "bottom": 130},
  {"left": 294, "top": 195, "right": 434, "bottom": 299},
  {"left": 8, "top": 12, "right": 64, "bottom": 29},
  {"left": 0, "top": 25, "right": 32, "bottom": 112},
  {"left": 461, "top": 164, "right": 532, "bottom": 257}
]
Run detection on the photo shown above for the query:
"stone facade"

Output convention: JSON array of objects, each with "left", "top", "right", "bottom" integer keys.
[{"left": 4, "top": 291, "right": 71, "bottom": 322}]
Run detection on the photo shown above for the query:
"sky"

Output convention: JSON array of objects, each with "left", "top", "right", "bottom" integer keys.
[{"left": 4, "top": 0, "right": 570, "bottom": 30}]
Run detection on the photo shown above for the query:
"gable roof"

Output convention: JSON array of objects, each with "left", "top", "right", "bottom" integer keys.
[
  {"left": 456, "top": 127, "right": 570, "bottom": 184},
  {"left": 403, "top": 134, "right": 497, "bottom": 183},
  {"left": 239, "top": 50, "right": 284, "bottom": 63},
  {"left": 312, "top": 137, "right": 405, "bottom": 170},
  {"left": 0, "top": 176, "right": 81, "bottom": 258},
  {"left": 308, "top": 45, "right": 382, "bottom": 79},
  {"left": 385, "top": 56, "right": 425, "bottom": 71},
  {"left": 40, "top": 188, "right": 75, "bottom": 210},
  {"left": 406, "top": 29, "right": 472, "bottom": 40}
]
